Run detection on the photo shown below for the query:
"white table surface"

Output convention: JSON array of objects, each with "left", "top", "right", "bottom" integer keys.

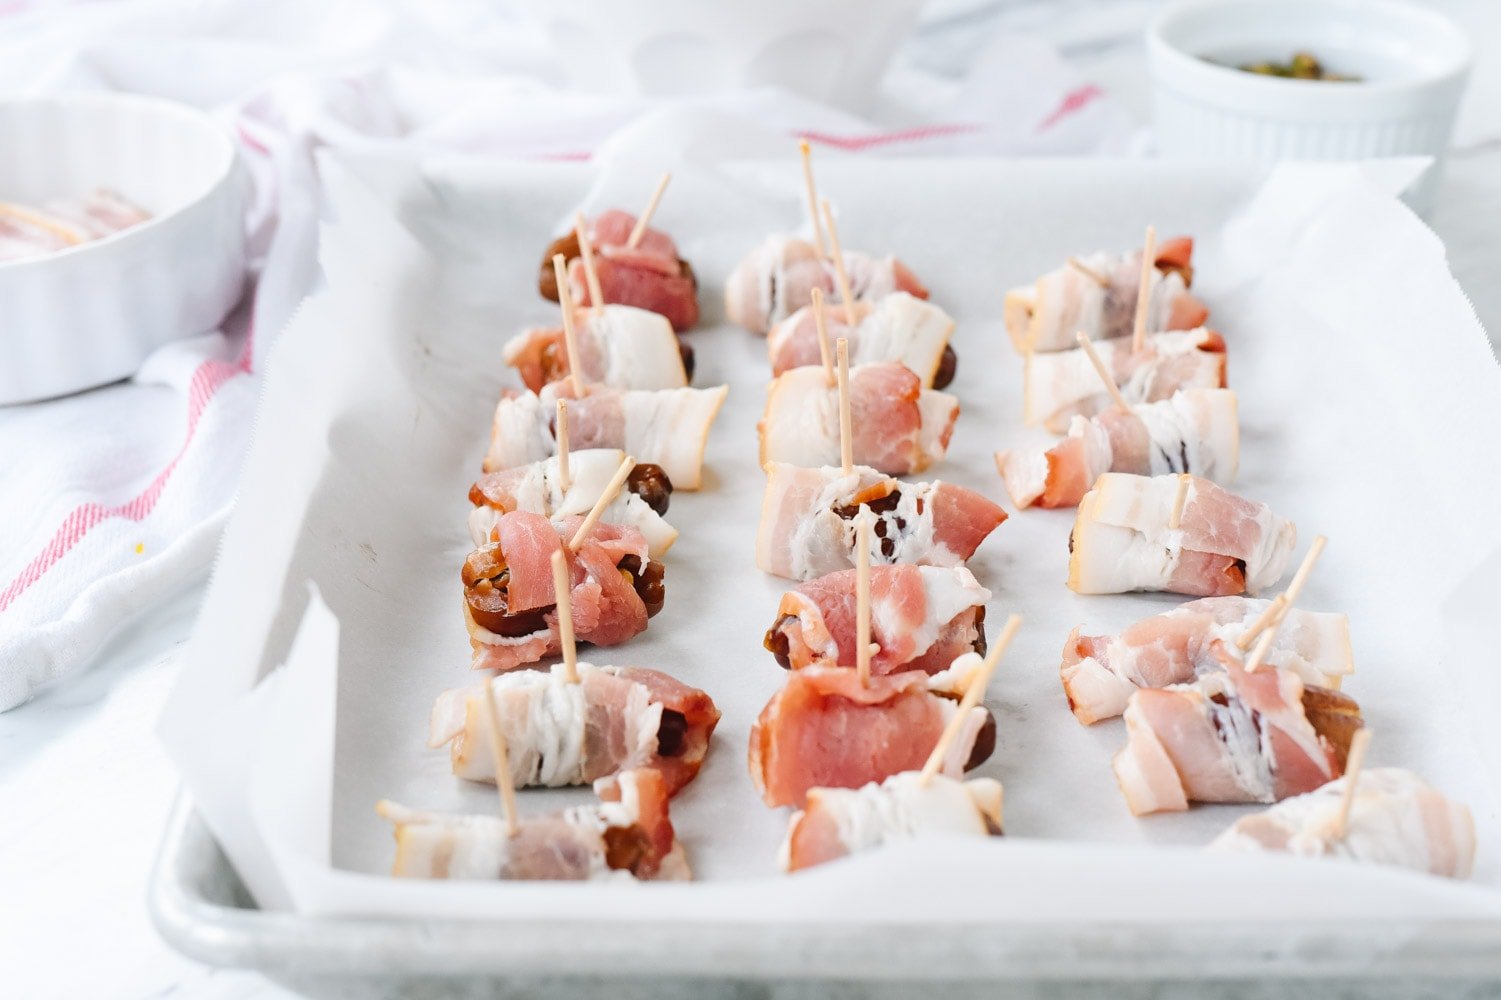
[{"left": 2, "top": 3, "right": 1498, "bottom": 998}]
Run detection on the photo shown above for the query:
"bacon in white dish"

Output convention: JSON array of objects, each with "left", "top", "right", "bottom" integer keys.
[
  {"left": 764, "top": 565, "right": 990, "bottom": 676},
  {"left": 1113, "top": 648, "right": 1362, "bottom": 815},
  {"left": 379, "top": 768, "right": 688, "bottom": 880},
  {"left": 759, "top": 364, "right": 957, "bottom": 476},
  {"left": 502, "top": 305, "right": 688, "bottom": 393},
  {"left": 766, "top": 293, "right": 957, "bottom": 388},
  {"left": 485, "top": 381, "right": 727, "bottom": 490},
  {"left": 749, "top": 658, "right": 996, "bottom": 808},
  {"left": 756, "top": 462, "right": 1006, "bottom": 581},
  {"left": 781, "top": 772, "right": 1003, "bottom": 872},
  {"left": 1025, "top": 328, "right": 1227, "bottom": 432},
  {"left": 1003, "top": 236, "right": 1209, "bottom": 354},
  {"left": 999, "top": 388, "right": 1239, "bottom": 510},
  {"left": 428, "top": 662, "right": 720, "bottom": 796},
  {"left": 1061, "top": 596, "right": 1353, "bottom": 725},
  {"left": 1210, "top": 769, "right": 1476, "bottom": 879},
  {"left": 0, "top": 189, "right": 151, "bottom": 262},
  {"left": 725, "top": 235, "right": 929, "bottom": 335},
  {"left": 1069, "top": 473, "right": 1296, "bottom": 597},
  {"left": 470, "top": 449, "right": 678, "bottom": 559},
  {"left": 538, "top": 209, "right": 700, "bottom": 332},
  {"left": 462, "top": 512, "right": 663, "bottom": 672}
]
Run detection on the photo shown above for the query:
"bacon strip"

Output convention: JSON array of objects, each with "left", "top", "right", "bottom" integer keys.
[
  {"left": 999, "top": 388, "right": 1239, "bottom": 509},
  {"left": 1211, "top": 768, "right": 1476, "bottom": 878},
  {"left": 725, "top": 234, "right": 929, "bottom": 335},
  {"left": 765, "top": 292, "right": 954, "bottom": 387},
  {"left": 502, "top": 305, "right": 687, "bottom": 393},
  {"left": 1069, "top": 473, "right": 1296, "bottom": 596},
  {"left": 538, "top": 209, "right": 700, "bottom": 331},
  {"left": 756, "top": 462, "right": 1005, "bottom": 580}
]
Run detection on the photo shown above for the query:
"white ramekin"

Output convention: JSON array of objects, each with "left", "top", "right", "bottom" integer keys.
[
  {"left": 1147, "top": 0, "right": 1472, "bottom": 208},
  {"left": 0, "top": 94, "right": 247, "bottom": 404},
  {"left": 526, "top": 0, "right": 926, "bottom": 111}
]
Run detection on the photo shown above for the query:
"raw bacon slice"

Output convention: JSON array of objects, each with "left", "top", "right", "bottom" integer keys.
[
  {"left": 462, "top": 512, "right": 661, "bottom": 672},
  {"left": 486, "top": 381, "right": 727, "bottom": 490},
  {"left": 1113, "top": 648, "right": 1363, "bottom": 815},
  {"left": 756, "top": 462, "right": 1006, "bottom": 580},
  {"left": 1025, "top": 328, "right": 1227, "bottom": 432},
  {"left": 502, "top": 305, "right": 688, "bottom": 393},
  {"left": 1211, "top": 769, "right": 1476, "bottom": 879},
  {"left": 470, "top": 448, "right": 678, "bottom": 559},
  {"left": 725, "top": 234, "right": 929, "bottom": 335},
  {"left": 781, "top": 772, "right": 1003, "bottom": 872},
  {"left": 380, "top": 768, "right": 689, "bottom": 880},
  {"left": 765, "top": 292, "right": 956, "bottom": 388},
  {"left": 764, "top": 565, "right": 990, "bottom": 676},
  {"left": 1061, "top": 596, "right": 1353, "bottom": 725},
  {"left": 0, "top": 189, "right": 152, "bottom": 262},
  {"left": 428, "top": 662, "right": 720, "bottom": 796},
  {"left": 758, "top": 364, "right": 957, "bottom": 476},
  {"left": 749, "top": 658, "right": 996, "bottom": 808},
  {"left": 1003, "top": 237, "right": 1209, "bottom": 354},
  {"left": 538, "top": 209, "right": 700, "bottom": 332},
  {"left": 999, "top": 388, "right": 1239, "bottom": 510},
  {"left": 1069, "top": 473, "right": 1296, "bottom": 597}
]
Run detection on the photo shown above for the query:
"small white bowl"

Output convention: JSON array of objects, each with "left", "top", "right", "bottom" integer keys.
[
  {"left": 0, "top": 94, "right": 247, "bottom": 404},
  {"left": 1148, "top": 0, "right": 1472, "bottom": 208},
  {"left": 527, "top": 0, "right": 926, "bottom": 111}
]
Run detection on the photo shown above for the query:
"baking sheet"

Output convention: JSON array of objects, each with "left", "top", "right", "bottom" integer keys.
[{"left": 161, "top": 152, "right": 1501, "bottom": 924}]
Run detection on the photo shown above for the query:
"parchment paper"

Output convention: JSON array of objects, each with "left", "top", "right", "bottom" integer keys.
[{"left": 160, "top": 151, "right": 1501, "bottom": 925}]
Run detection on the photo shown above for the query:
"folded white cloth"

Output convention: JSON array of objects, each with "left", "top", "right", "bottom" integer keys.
[{"left": 0, "top": 0, "right": 1133, "bottom": 711}]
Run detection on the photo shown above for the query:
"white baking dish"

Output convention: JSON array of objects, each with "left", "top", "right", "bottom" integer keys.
[{"left": 0, "top": 94, "right": 247, "bottom": 404}]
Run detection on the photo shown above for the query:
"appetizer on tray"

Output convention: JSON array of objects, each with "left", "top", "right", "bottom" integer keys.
[
  {"left": 0, "top": 188, "right": 151, "bottom": 262},
  {"left": 503, "top": 305, "right": 690, "bottom": 392},
  {"left": 766, "top": 290, "right": 957, "bottom": 389}
]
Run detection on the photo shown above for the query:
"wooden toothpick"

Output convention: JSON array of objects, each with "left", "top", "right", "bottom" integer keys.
[
  {"left": 836, "top": 337, "right": 854, "bottom": 476},
  {"left": 1067, "top": 256, "right": 1110, "bottom": 288},
  {"left": 1131, "top": 224, "right": 1157, "bottom": 355},
  {"left": 552, "top": 253, "right": 586, "bottom": 398},
  {"left": 555, "top": 399, "right": 571, "bottom": 493},
  {"left": 1168, "top": 473, "right": 1192, "bottom": 530},
  {"left": 568, "top": 455, "right": 636, "bottom": 551},
  {"left": 819, "top": 199, "right": 855, "bottom": 317},
  {"left": 1074, "top": 331, "right": 1131, "bottom": 414},
  {"left": 627, "top": 173, "right": 671, "bottom": 249},
  {"left": 1332, "top": 728, "right": 1372, "bottom": 840},
  {"left": 477, "top": 678, "right": 519, "bottom": 835},
  {"left": 1236, "top": 536, "right": 1328, "bottom": 652},
  {"left": 550, "top": 548, "right": 580, "bottom": 684},
  {"left": 811, "top": 287, "right": 834, "bottom": 387},
  {"left": 574, "top": 211, "right": 605, "bottom": 317},
  {"left": 920, "top": 614, "right": 1023, "bottom": 785},
  {"left": 855, "top": 508, "right": 874, "bottom": 688},
  {"left": 799, "top": 139, "right": 827, "bottom": 260}
]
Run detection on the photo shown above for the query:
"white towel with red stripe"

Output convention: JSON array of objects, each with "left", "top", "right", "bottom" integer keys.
[{"left": 0, "top": 0, "right": 1132, "bottom": 711}]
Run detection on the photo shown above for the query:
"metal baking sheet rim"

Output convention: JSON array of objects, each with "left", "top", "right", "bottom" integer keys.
[{"left": 150, "top": 794, "right": 1501, "bottom": 982}]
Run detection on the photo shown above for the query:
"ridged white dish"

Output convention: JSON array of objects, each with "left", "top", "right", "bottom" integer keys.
[
  {"left": 1147, "top": 0, "right": 1472, "bottom": 209},
  {"left": 0, "top": 94, "right": 247, "bottom": 404},
  {"left": 528, "top": 0, "right": 926, "bottom": 111}
]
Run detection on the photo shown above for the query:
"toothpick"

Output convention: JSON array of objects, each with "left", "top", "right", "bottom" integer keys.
[
  {"left": 574, "top": 211, "right": 605, "bottom": 317},
  {"left": 1131, "top": 224, "right": 1157, "bottom": 355},
  {"left": 1074, "top": 331, "right": 1131, "bottom": 414},
  {"left": 550, "top": 548, "right": 580, "bottom": 684},
  {"left": 920, "top": 614, "right": 1023, "bottom": 785},
  {"left": 836, "top": 338, "right": 854, "bottom": 476},
  {"left": 1332, "top": 728, "right": 1372, "bottom": 840},
  {"left": 855, "top": 508, "right": 874, "bottom": 688},
  {"left": 819, "top": 199, "right": 855, "bottom": 317},
  {"left": 811, "top": 287, "right": 834, "bottom": 387},
  {"left": 477, "top": 677, "right": 519, "bottom": 835},
  {"left": 1168, "top": 473, "right": 1192, "bottom": 529},
  {"left": 1236, "top": 536, "right": 1328, "bottom": 651},
  {"left": 552, "top": 253, "right": 586, "bottom": 398},
  {"left": 1242, "top": 613, "right": 1280, "bottom": 673},
  {"left": 799, "top": 139, "right": 827, "bottom": 260},
  {"left": 626, "top": 172, "right": 671, "bottom": 249},
  {"left": 568, "top": 454, "right": 636, "bottom": 551},
  {"left": 555, "top": 399, "right": 571, "bottom": 493},
  {"left": 1067, "top": 256, "right": 1110, "bottom": 288}
]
